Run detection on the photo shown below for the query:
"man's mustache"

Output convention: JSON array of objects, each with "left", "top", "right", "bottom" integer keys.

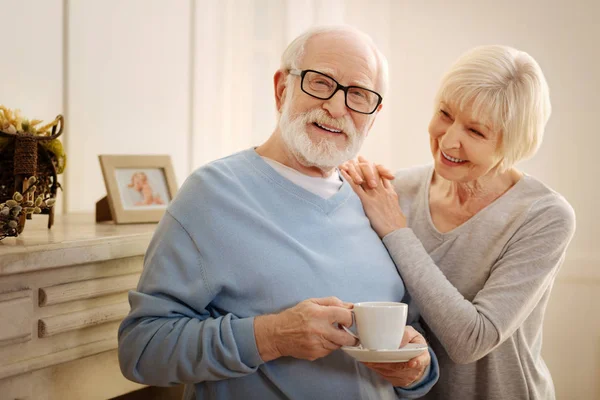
[{"left": 296, "top": 109, "right": 357, "bottom": 137}]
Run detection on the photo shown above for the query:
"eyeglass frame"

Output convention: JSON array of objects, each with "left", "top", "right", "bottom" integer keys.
[{"left": 288, "top": 69, "right": 383, "bottom": 115}]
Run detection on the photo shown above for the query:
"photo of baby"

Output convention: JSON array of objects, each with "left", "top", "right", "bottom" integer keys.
[{"left": 115, "top": 168, "right": 171, "bottom": 210}]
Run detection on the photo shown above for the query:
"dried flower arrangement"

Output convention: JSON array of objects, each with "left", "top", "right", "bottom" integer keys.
[{"left": 0, "top": 106, "right": 65, "bottom": 240}]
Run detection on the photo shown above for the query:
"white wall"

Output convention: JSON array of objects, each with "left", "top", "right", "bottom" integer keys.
[
  {"left": 0, "top": 0, "right": 63, "bottom": 119},
  {"left": 0, "top": 0, "right": 64, "bottom": 212},
  {"left": 66, "top": 0, "right": 192, "bottom": 212},
  {"left": 1, "top": 0, "right": 597, "bottom": 398}
]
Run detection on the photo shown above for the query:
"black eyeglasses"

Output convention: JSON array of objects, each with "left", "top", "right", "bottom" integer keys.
[{"left": 288, "top": 69, "right": 383, "bottom": 115}]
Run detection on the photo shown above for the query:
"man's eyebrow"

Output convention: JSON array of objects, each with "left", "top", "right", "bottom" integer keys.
[
  {"left": 315, "top": 68, "right": 374, "bottom": 89},
  {"left": 316, "top": 67, "right": 336, "bottom": 77},
  {"left": 352, "top": 79, "right": 374, "bottom": 89}
]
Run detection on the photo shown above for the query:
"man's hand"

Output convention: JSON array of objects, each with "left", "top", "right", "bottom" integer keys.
[
  {"left": 362, "top": 326, "right": 430, "bottom": 387},
  {"left": 254, "top": 297, "right": 357, "bottom": 362}
]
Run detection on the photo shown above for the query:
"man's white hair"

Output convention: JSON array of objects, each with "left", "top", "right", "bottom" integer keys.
[
  {"left": 434, "top": 45, "right": 551, "bottom": 172},
  {"left": 280, "top": 25, "right": 389, "bottom": 96}
]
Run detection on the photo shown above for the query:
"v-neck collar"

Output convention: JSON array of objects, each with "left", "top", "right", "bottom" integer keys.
[
  {"left": 242, "top": 148, "right": 353, "bottom": 215},
  {"left": 421, "top": 166, "right": 529, "bottom": 239}
]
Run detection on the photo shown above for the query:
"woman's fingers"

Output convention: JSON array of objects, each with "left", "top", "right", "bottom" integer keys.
[
  {"left": 382, "top": 177, "right": 393, "bottom": 190},
  {"left": 357, "top": 156, "right": 394, "bottom": 186},
  {"left": 358, "top": 161, "right": 380, "bottom": 188},
  {"left": 376, "top": 164, "right": 395, "bottom": 180},
  {"left": 345, "top": 160, "right": 365, "bottom": 185},
  {"left": 341, "top": 157, "right": 394, "bottom": 191},
  {"left": 340, "top": 169, "right": 364, "bottom": 194},
  {"left": 357, "top": 156, "right": 378, "bottom": 187}
]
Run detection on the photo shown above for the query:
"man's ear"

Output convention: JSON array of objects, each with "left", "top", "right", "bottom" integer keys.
[
  {"left": 274, "top": 70, "right": 288, "bottom": 112},
  {"left": 366, "top": 103, "right": 383, "bottom": 135}
]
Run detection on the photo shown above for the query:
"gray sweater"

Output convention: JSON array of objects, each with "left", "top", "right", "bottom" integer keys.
[{"left": 382, "top": 165, "right": 575, "bottom": 400}]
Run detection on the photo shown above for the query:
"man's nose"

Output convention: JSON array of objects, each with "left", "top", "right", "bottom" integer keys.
[{"left": 322, "top": 90, "right": 348, "bottom": 119}]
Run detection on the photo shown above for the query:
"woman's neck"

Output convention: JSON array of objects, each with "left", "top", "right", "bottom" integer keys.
[{"left": 432, "top": 168, "right": 523, "bottom": 210}]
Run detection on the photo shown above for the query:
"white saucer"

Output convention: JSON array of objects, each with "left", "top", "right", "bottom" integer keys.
[{"left": 341, "top": 343, "right": 428, "bottom": 363}]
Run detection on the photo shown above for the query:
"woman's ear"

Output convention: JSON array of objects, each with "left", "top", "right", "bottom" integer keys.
[{"left": 274, "top": 70, "right": 288, "bottom": 112}]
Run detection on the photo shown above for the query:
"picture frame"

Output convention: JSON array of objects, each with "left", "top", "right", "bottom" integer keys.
[{"left": 97, "top": 155, "right": 178, "bottom": 224}]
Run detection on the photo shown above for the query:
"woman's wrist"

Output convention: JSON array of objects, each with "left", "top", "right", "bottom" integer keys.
[
  {"left": 377, "top": 222, "right": 406, "bottom": 238},
  {"left": 380, "top": 215, "right": 407, "bottom": 237}
]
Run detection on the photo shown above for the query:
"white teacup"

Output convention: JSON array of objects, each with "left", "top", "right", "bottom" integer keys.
[{"left": 342, "top": 302, "right": 408, "bottom": 350}]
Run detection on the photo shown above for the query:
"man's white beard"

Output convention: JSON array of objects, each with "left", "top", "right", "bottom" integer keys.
[{"left": 279, "top": 96, "right": 368, "bottom": 170}]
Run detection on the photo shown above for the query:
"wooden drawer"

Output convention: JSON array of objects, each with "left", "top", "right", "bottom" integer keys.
[{"left": 0, "top": 256, "right": 142, "bottom": 381}]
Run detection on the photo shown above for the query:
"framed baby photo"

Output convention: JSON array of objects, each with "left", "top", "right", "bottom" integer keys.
[{"left": 97, "top": 155, "right": 178, "bottom": 224}]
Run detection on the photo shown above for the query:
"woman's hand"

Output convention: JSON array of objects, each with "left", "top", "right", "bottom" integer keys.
[
  {"left": 362, "top": 326, "right": 431, "bottom": 387},
  {"left": 339, "top": 157, "right": 407, "bottom": 238},
  {"left": 339, "top": 156, "right": 395, "bottom": 188}
]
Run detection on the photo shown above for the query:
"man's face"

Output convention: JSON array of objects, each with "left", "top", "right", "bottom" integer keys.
[{"left": 278, "top": 34, "right": 381, "bottom": 170}]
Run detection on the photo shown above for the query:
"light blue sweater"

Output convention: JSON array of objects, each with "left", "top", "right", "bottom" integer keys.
[{"left": 118, "top": 148, "right": 439, "bottom": 399}]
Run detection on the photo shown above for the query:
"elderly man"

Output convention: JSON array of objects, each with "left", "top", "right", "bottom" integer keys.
[{"left": 118, "top": 26, "right": 439, "bottom": 399}]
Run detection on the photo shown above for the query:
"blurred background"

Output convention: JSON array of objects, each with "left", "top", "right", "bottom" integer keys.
[{"left": 2, "top": 0, "right": 598, "bottom": 398}]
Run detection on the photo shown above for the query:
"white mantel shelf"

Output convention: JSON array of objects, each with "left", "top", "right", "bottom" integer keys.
[{"left": 0, "top": 213, "right": 156, "bottom": 275}]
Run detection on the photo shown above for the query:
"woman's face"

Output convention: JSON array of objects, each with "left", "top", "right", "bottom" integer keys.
[{"left": 428, "top": 101, "right": 502, "bottom": 183}]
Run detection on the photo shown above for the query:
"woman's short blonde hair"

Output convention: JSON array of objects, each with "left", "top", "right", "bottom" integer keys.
[{"left": 434, "top": 45, "right": 551, "bottom": 172}]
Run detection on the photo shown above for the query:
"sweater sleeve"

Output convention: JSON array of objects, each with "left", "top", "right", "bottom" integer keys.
[
  {"left": 118, "top": 211, "right": 263, "bottom": 386},
  {"left": 382, "top": 194, "right": 576, "bottom": 365}
]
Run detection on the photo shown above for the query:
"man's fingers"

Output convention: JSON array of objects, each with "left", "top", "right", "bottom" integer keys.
[
  {"left": 322, "top": 338, "right": 342, "bottom": 351},
  {"left": 326, "top": 306, "right": 353, "bottom": 328},
  {"left": 400, "top": 331, "right": 412, "bottom": 347},
  {"left": 400, "top": 325, "right": 422, "bottom": 347},
  {"left": 409, "top": 334, "right": 427, "bottom": 345},
  {"left": 363, "top": 361, "right": 424, "bottom": 387},
  {"left": 363, "top": 361, "right": 410, "bottom": 372},
  {"left": 401, "top": 326, "right": 429, "bottom": 368},
  {"left": 341, "top": 301, "right": 354, "bottom": 309},
  {"left": 408, "top": 350, "right": 430, "bottom": 369},
  {"left": 327, "top": 324, "right": 358, "bottom": 347},
  {"left": 311, "top": 296, "right": 345, "bottom": 307},
  {"left": 311, "top": 297, "right": 354, "bottom": 325}
]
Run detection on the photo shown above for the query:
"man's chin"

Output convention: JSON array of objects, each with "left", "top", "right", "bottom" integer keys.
[
  {"left": 299, "top": 151, "right": 353, "bottom": 171},
  {"left": 292, "top": 153, "right": 332, "bottom": 170},
  {"left": 280, "top": 123, "right": 358, "bottom": 171}
]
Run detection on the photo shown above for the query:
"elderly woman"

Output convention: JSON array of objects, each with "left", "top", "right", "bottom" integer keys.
[{"left": 340, "top": 45, "right": 575, "bottom": 400}]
